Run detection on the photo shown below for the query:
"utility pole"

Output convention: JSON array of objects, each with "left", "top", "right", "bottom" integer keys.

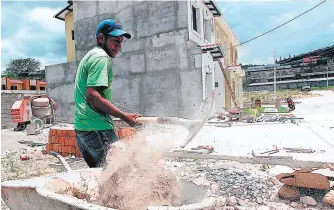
[
  {"left": 327, "top": 60, "right": 329, "bottom": 88},
  {"left": 274, "top": 52, "right": 276, "bottom": 101}
]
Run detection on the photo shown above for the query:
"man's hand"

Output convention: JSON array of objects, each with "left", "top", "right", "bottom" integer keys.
[{"left": 122, "top": 112, "right": 141, "bottom": 127}]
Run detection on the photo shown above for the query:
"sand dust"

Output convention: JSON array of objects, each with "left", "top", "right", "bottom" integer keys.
[
  {"left": 94, "top": 132, "right": 181, "bottom": 210},
  {"left": 40, "top": 91, "right": 216, "bottom": 209},
  {"left": 92, "top": 91, "right": 215, "bottom": 209}
]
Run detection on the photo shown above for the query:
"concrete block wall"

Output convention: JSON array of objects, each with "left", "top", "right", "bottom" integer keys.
[
  {"left": 45, "top": 61, "right": 78, "bottom": 123},
  {"left": 71, "top": 0, "right": 203, "bottom": 119},
  {"left": 1, "top": 92, "right": 24, "bottom": 128}
]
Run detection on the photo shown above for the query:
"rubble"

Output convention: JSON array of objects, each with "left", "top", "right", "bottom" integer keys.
[
  {"left": 323, "top": 190, "right": 334, "bottom": 206},
  {"left": 268, "top": 165, "right": 294, "bottom": 177},
  {"left": 300, "top": 196, "right": 317, "bottom": 206},
  {"left": 278, "top": 185, "right": 300, "bottom": 201}
]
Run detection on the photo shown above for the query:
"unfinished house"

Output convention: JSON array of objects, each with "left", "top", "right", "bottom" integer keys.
[{"left": 47, "top": 0, "right": 237, "bottom": 122}]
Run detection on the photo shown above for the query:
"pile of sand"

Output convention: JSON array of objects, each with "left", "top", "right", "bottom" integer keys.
[{"left": 94, "top": 132, "right": 181, "bottom": 210}]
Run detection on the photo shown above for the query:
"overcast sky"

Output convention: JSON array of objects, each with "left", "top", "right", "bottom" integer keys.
[{"left": 1, "top": 0, "right": 334, "bottom": 71}]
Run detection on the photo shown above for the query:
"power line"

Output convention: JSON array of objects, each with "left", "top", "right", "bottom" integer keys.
[{"left": 224, "top": 0, "right": 327, "bottom": 51}]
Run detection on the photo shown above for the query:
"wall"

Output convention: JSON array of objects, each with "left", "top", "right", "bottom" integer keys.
[
  {"left": 72, "top": 1, "right": 204, "bottom": 119},
  {"left": 45, "top": 61, "right": 78, "bottom": 123},
  {"left": 1, "top": 90, "right": 47, "bottom": 128},
  {"left": 214, "top": 59, "right": 225, "bottom": 113},
  {"left": 65, "top": 11, "right": 76, "bottom": 62}
]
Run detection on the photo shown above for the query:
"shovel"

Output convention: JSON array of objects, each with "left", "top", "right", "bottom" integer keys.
[{"left": 113, "top": 90, "right": 216, "bottom": 148}]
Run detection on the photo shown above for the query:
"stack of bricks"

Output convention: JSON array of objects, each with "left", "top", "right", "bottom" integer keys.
[
  {"left": 46, "top": 127, "right": 137, "bottom": 157},
  {"left": 46, "top": 127, "right": 82, "bottom": 158}
]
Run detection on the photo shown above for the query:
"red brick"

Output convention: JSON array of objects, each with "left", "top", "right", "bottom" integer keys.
[
  {"left": 69, "top": 130, "right": 76, "bottom": 138},
  {"left": 64, "top": 138, "right": 69, "bottom": 146},
  {"left": 69, "top": 138, "right": 76, "bottom": 146},
  {"left": 56, "top": 137, "right": 62, "bottom": 144},
  {"left": 20, "top": 154, "right": 30, "bottom": 161},
  {"left": 49, "top": 143, "right": 53, "bottom": 151},
  {"left": 71, "top": 146, "right": 76, "bottom": 154},
  {"left": 50, "top": 136, "right": 56, "bottom": 144},
  {"left": 53, "top": 144, "right": 62, "bottom": 153},
  {"left": 46, "top": 143, "right": 51, "bottom": 152},
  {"left": 56, "top": 129, "right": 62, "bottom": 137},
  {"left": 50, "top": 129, "right": 56, "bottom": 136}
]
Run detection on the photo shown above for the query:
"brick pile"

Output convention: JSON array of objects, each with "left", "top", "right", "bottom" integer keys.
[
  {"left": 46, "top": 127, "right": 137, "bottom": 157},
  {"left": 46, "top": 127, "right": 82, "bottom": 158}
]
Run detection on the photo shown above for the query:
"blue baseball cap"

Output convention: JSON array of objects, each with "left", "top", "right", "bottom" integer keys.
[{"left": 96, "top": 19, "right": 131, "bottom": 39}]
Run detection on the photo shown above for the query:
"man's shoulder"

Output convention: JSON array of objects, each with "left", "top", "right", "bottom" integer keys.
[
  {"left": 89, "top": 46, "right": 109, "bottom": 58},
  {"left": 80, "top": 47, "right": 108, "bottom": 63}
]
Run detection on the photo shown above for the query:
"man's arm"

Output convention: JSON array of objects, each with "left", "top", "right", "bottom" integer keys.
[
  {"left": 85, "top": 56, "right": 141, "bottom": 125},
  {"left": 86, "top": 86, "right": 125, "bottom": 119}
]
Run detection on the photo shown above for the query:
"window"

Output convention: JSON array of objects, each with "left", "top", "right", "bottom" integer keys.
[
  {"left": 30, "top": 86, "right": 36, "bottom": 90},
  {"left": 11, "top": 86, "right": 18, "bottom": 90},
  {"left": 40, "top": 86, "right": 46, "bottom": 91},
  {"left": 2, "top": 85, "right": 5, "bottom": 90},
  {"left": 215, "top": 82, "right": 219, "bottom": 87},
  {"left": 192, "top": 5, "right": 201, "bottom": 34},
  {"left": 192, "top": 6, "right": 198, "bottom": 32},
  {"left": 71, "top": 30, "right": 75, "bottom": 40}
]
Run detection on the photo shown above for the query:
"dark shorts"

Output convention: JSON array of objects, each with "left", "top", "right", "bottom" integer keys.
[{"left": 75, "top": 129, "right": 119, "bottom": 168}]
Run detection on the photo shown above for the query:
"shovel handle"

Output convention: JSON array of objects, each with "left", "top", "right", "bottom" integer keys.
[{"left": 50, "top": 151, "right": 72, "bottom": 172}]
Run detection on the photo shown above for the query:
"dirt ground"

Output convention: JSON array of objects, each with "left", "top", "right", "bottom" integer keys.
[{"left": 243, "top": 90, "right": 322, "bottom": 106}]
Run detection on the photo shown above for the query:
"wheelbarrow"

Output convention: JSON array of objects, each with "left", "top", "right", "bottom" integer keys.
[{"left": 1, "top": 151, "right": 217, "bottom": 210}]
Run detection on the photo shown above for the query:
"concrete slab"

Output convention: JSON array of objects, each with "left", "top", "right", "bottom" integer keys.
[{"left": 166, "top": 91, "right": 334, "bottom": 166}]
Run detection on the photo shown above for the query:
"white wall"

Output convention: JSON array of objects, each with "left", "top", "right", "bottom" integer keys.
[{"left": 214, "top": 58, "right": 225, "bottom": 113}]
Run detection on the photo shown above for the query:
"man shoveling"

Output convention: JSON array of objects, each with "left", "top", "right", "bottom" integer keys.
[{"left": 74, "top": 19, "right": 140, "bottom": 168}]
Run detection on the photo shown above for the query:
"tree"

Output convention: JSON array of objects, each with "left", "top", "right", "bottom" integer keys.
[{"left": 4, "top": 58, "right": 41, "bottom": 78}]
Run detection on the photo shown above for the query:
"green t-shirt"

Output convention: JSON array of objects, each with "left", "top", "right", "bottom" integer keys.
[{"left": 74, "top": 46, "right": 114, "bottom": 131}]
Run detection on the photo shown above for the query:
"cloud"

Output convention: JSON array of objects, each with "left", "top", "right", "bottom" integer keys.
[
  {"left": 220, "top": 0, "right": 334, "bottom": 65},
  {"left": 27, "top": 7, "right": 64, "bottom": 33},
  {"left": 1, "top": 2, "right": 66, "bottom": 71}
]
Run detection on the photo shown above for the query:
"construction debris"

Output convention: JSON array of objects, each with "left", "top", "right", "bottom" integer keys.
[
  {"left": 19, "top": 154, "right": 30, "bottom": 161},
  {"left": 323, "top": 190, "right": 334, "bottom": 206}
]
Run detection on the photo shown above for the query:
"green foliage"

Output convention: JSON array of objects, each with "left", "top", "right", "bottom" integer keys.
[{"left": 4, "top": 58, "right": 41, "bottom": 79}]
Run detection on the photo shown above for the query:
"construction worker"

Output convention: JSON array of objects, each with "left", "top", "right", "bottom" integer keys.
[{"left": 74, "top": 19, "right": 141, "bottom": 168}]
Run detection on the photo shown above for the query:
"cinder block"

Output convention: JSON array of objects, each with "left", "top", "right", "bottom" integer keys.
[
  {"left": 148, "top": 1, "right": 176, "bottom": 35},
  {"left": 135, "top": 2, "right": 150, "bottom": 38},
  {"left": 97, "top": 1, "right": 117, "bottom": 15},
  {"left": 151, "top": 30, "right": 187, "bottom": 48},
  {"left": 146, "top": 46, "right": 178, "bottom": 72},
  {"left": 112, "top": 54, "right": 131, "bottom": 76},
  {"left": 98, "top": 13, "right": 116, "bottom": 24},
  {"left": 116, "top": 7, "right": 133, "bottom": 31},
  {"left": 130, "top": 54, "right": 145, "bottom": 73},
  {"left": 74, "top": 17, "right": 99, "bottom": 52},
  {"left": 142, "top": 71, "right": 178, "bottom": 94},
  {"left": 178, "top": 44, "right": 189, "bottom": 70},
  {"left": 74, "top": 1, "right": 97, "bottom": 22},
  {"left": 116, "top": 1, "right": 134, "bottom": 11},
  {"left": 177, "top": 1, "right": 188, "bottom": 29}
]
